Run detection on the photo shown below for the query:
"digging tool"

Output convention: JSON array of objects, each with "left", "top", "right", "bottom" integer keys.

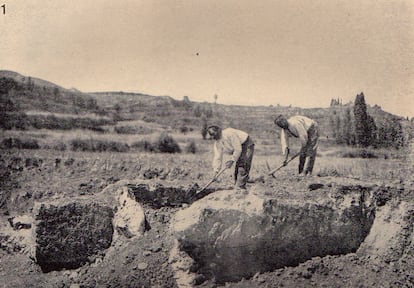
[
  {"left": 265, "top": 160, "right": 272, "bottom": 172},
  {"left": 184, "top": 166, "right": 229, "bottom": 202},
  {"left": 195, "top": 166, "right": 228, "bottom": 195},
  {"left": 267, "top": 152, "right": 300, "bottom": 178}
]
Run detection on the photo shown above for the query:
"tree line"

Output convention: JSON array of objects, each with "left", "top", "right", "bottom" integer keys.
[{"left": 330, "top": 92, "right": 406, "bottom": 149}]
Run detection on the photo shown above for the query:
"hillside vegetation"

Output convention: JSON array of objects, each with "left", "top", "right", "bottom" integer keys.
[{"left": 1, "top": 70, "right": 413, "bottom": 149}]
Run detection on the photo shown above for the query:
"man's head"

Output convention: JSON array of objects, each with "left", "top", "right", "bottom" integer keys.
[
  {"left": 274, "top": 115, "right": 289, "bottom": 129},
  {"left": 207, "top": 125, "right": 222, "bottom": 140}
]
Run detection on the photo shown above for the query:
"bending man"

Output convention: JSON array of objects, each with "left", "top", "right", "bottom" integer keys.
[
  {"left": 274, "top": 115, "right": 319, "bottom": 176},
  {"left": 207, "top": 125, "right": 255, "bottom": 189}
]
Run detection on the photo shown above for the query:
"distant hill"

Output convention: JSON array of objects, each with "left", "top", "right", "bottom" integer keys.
[
  {"left": 1, "top": 70, "right": 412, "bottom": 145},
  {"left": 0, "top": 70, "right": 100, "bottom": 114},
  {"left": 90, "top": 91, "right": 352, "bottom": 141},
  {"left": 0, "top": 70, "right": 62, "bottom": 90}
]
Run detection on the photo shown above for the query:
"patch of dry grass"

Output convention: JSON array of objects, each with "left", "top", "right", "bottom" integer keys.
[
  {"left": 1, "top": 125, "right": 408, "bottom": 186},
  {"left": 25, "top": 110, "right": 111, "bottom": 120}
]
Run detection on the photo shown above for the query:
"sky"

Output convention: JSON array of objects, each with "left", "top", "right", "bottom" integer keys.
[{"left": 1, "top": 0, "right": 414, "bottom": 117}]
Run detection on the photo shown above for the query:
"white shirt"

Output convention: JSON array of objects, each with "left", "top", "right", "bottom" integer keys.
[
  {"left": 212, "top": 128, "right": 249, "bottom": 173},
  {"left": 280, "top": 116, "right": 316, "bottom": 154}
]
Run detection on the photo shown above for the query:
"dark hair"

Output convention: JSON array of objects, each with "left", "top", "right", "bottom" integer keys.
[
  {"left": 207, "top": 125, "right": 221, "bottom": 135},
  {"left": 274, "top": 115, "right": 288, "bottom": 129}
]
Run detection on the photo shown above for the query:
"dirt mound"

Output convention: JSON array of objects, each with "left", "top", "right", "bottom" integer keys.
[{"left": 0, "top": 167, "right": 413, "bottom": 287}]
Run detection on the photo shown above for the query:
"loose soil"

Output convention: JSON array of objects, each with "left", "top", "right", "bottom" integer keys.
[{"left": 0, "top": 149, "right": 413, "bottom": 288}]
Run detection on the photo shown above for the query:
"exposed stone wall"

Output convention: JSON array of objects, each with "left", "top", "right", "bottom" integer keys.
[
  {"left": 35, "top": 203, "right": 114, "bottom": 272},
  {"left": 358, "top": 201, "right": 414, "bottom": 262},
  {"left": 25, "top": 181, "right": 147, "bottom": 273}
]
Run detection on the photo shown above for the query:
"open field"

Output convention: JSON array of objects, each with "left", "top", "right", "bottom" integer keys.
[{"left": 1, "top": 124, "right": 413, "bottom": 287}]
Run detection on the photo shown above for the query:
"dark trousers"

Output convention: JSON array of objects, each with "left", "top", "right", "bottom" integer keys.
[
  {"left": 299, "top": 124, "right": 319, "bottom": 175},
  {"left": 235, "top": 136, "right": 255, "bottom": 188}
]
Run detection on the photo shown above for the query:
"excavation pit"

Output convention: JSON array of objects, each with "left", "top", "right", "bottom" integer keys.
[{"left": 127, "top": 182, "right": 207, "bottom": 209}]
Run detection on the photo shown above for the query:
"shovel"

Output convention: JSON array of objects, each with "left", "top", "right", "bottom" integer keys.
[{"left": 266, "top": 152, "right": 300, "bottom": 178}]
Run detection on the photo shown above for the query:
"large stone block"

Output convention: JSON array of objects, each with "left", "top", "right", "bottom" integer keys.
[
  {"left": 35, "top": 202, "right": 114, "bottom": 272},
  {"left": 33, "top": 182, "right": 146, "bottom": 272},
  {"left": 172, "top": 186, "right": 375, "bottom": 283}
]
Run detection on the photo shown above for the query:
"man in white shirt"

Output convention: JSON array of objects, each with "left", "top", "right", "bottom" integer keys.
[
  {"left": 274, "top": 115, "right": 319, "bottom": 176},
  {"left": 207, "top": 125, "right": 255, "bottom": 189}
]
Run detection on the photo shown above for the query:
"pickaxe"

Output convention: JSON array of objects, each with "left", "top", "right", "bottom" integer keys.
[
  {"left": 266, "top": 152, "right": 300, "bottom": 178},
  {"left": 195, "top": 166, "right": 228, "bottom": 195},
  {"left": 185, "top": 166, "right": 229, "bottom": 201}
]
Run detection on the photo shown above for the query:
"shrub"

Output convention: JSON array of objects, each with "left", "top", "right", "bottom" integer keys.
[
  {"left": 179, "top": 125, "right": 189, "bottom": 134},
  {"left": 54, "top": 142, "right": 67, "bottom": 151},
  {"left": 43, "top": 142, "right": 67, "bottom": 151},
  {"left": 142, "top": 116, "right": 156, "bottom": 123},
  {"left": 1, "top": 137, "right": 40, "bottom": 149},
  {"left": 0, "top": 112, "right": 31, "bottom": 130},
  {"left": 115, "top": 125, "right": 154, "bottom": 135},
  {"left": 131, "top": 140, "right": 157, "bottom": 152},
  {"left": 70, "top": 138, "right": 129, "bottom": 152},
  {"left": 70, "top": 139, "right": 91, "bottom": 152},
  {"left": 185, "top": 140, "right": 197, "bottom": 154},
  {"left": 89, "top": 126, "right": 106, "bottom": 133},
  {"left": 115, "top": 126, "right": 135, "bottom": 134},
  {"left": 0, "top": 113, "right": 114, "bottom": 131},
  {"left": 342, "top": 149, "right": 379, "bottom": 159},
  {"left": 155, "top": 133, "right": 181, "bottom": 153}
]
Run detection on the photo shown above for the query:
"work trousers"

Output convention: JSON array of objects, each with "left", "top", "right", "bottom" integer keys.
[
  {"left": 234, "top": 136, "right": 255, "bottom": 189},
  {"left": 299, "top": 124, "right": 319, "bottom": 175}
]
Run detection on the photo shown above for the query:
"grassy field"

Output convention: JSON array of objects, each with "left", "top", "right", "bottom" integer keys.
[
  {"left": 1, "top": 120, "right": 408, "bottom": 170},
  {"left": 1, "top": 121, "right": 409, "bottom": 215}
]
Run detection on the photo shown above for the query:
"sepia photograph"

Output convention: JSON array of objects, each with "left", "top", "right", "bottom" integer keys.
[{"left": 1, "top": 1, "right": 413, "bottom": 287}]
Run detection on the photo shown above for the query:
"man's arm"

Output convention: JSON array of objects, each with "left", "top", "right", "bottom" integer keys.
[
  {"left": 280, "top": 129, "right": 290, "bottom": 164},
  {"left": 212, "top": 142, "right": 223, "bottom": 174}
]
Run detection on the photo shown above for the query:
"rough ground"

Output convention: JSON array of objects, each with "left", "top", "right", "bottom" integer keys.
[{"left": 0, "top": 149, "right": 413, "bottom": 288}]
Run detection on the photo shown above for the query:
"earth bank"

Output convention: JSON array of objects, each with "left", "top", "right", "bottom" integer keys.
[{"left": 1, "top": 174, "right": 412, "bottom": 288}]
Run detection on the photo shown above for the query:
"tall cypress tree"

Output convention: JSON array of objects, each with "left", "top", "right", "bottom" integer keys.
[
  {"left": 329, "top": 111, "right": 337, "bottom": 140},
  {"left": 335, "top": 114, "right": 342, "bottom": 144},
  {"left": 343, "top": 107, "right": 353, "bottom": 145},
  {"left": 390, "top": 119, "right": 404, "bottom": 149},
  {"left": 353, "top": 92, "right": 371, "bottom": 147},
  {"left": 367, "top": 114, "right": 377, "bottom": 147}
]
